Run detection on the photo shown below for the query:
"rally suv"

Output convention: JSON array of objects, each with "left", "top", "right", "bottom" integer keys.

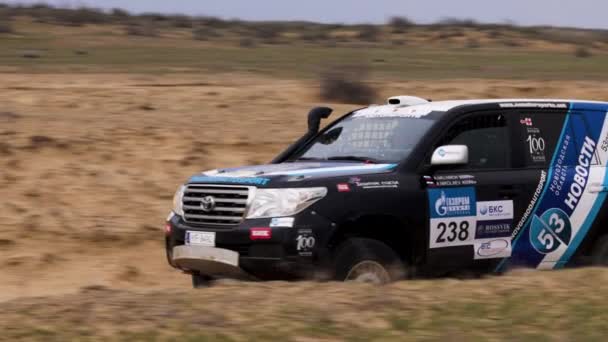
[{"left": 165, "top": 96, "right": 608, "bottom": 287}]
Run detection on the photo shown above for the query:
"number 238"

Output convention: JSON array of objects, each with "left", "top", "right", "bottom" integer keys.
[{"left": 436, "top": 221, "right": 470, "bottom": 243}]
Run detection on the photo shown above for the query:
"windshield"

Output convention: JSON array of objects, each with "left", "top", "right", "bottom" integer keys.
[{"left": 293, "top": 115, "right": 437, "bottom": 163}]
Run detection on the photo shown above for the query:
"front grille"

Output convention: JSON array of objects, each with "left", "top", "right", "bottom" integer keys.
[{"left": 182, "top": 184, "right": 252, "bottom": 227}]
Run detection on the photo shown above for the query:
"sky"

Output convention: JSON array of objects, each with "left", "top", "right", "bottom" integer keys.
[{"left": 6, "top": 0, "right": 608, "bottom": 29}]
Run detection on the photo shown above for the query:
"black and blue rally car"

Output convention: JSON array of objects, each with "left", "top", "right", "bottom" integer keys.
[{"left": 165, "top": 96, "right": 608, "bottom": 287}]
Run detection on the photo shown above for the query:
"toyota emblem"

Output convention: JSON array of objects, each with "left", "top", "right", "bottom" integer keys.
[{"left": 200, "top": 196, "right": 216, "bottom": 212}]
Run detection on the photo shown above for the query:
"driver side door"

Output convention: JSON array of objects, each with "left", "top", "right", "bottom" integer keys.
[{"left": 425, "top": 111, "right": 518, "bottom": 272}]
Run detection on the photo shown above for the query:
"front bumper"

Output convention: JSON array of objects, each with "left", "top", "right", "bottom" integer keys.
[
  {"left": 165, "top": 211, "right": 335, "bottom": 280},
  {"left": 172, "top": 245, "right": 253, "bottom": 280}
]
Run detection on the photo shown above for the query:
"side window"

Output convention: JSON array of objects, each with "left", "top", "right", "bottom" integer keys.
[
  {"left": 514, "top": 112, "right": 565, "bottom": 168},
  {"left": 438, "top": 114, "right": 509, "bottom": 169}
]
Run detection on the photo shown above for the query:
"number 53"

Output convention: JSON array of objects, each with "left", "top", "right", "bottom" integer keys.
[{"left": 537, "top": 229, "right": 554, "bottom": 250}]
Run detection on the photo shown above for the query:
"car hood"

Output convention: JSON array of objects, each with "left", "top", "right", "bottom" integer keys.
[{"left": 187, "top": 162, "right": 397, "bottom": 186}]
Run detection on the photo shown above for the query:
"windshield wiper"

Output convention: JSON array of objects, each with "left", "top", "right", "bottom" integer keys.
[{"left": 326, "top": 156, "right": 380, "bottom": 163}]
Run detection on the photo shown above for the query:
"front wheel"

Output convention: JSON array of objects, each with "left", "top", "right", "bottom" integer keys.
[{"left": 333, "top": 238, "right": 406, "bottom": 284}]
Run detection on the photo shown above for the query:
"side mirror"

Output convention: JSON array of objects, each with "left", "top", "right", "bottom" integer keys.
[
  {"left": 431, "top": 145, "right": 468, "bottom": 165},
  {"left": 307, "top": 107, "right": 333, "bottom": 134}
]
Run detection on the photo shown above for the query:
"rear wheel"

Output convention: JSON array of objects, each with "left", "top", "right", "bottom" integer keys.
[
  {"left": 333, "top": 238, "right": 405, "bottom": 284},
  {"left": 591, "top": 235, "right": 608, "bottom": 266}
]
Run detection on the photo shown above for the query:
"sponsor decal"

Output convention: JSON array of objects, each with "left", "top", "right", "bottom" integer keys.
[
  {"left": 520, "top": 117, "right": 533, "bottom": 126},
  {"left": 428, "top": 187, "right": 477, "bottom": 249},
  {"left": 423, "top": 175, "right": 436, "bottom": 187},
  {"left": 348, "top": 177, "right": 399, "bottom": 189},
  {"left": 189, "top": 176, "right": 270, "bottom": 186},
  {"left": 270, "top": 217, "right": 294, "bottom": 228},
  {"left": 502, "top": 107, "right": 608, "bottom": 270},
  {"left": 549, "top": 135, "right": 570, "bottom": 196},
  {"left": 601, "top": 129, "right": 608, "bottom": 155},
  {"left": 358, "top": 180, "right": 399, "bottom": 189},
  {"left": 433, "top": 174, "right": 477, "bottom": 187},
  {"left": 428, "top": 189, "right": 515, "bottom": 252},
  {"left": 476, "top": 221, "right": 512, "bottom": 239},
  {"left": 477, "top": 200, "right": 513, "bottom": 220},
  {"left": 512, "top": 170, "right": 546, "bottom": 239},
  {"left": 526, "top": 134, "right": 546, "bottom": 163},
  {"left": 475, "top": 239, "right": 511, "bottom": 259},
  {"left": 521, "top": 116, "right": 547, "bottom": 164},
  {"left": 250, "top": 227, "right": 272, "bottom": 240},
  {"left": 475, "top": 200, "right": 514, "bottom": 239},
  {"left": 429, "top": 187, "right": 476, "bottom": 218},
  {"left": 296, "top": 229, "right": 315, "bottom": 256},
  {"left": 499, "top": 102, "right": 568, "bottom": 109},
  {"left": 563, "top": 136, "right": 596, "bottom": 211},
  {"left": 337, "top": 183, "right": 351, "bottom": 192}
]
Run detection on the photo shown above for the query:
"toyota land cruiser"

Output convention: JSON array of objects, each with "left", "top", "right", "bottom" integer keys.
[{"left": 165, "top": 96, "right": 608, "bottom": 287}]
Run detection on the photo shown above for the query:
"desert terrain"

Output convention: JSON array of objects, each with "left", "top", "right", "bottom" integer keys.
[{"left": 2, "top": 8, "right": 608, "bottom": 340}]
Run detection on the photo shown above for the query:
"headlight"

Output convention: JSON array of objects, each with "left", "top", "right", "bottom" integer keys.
[
  {"left": 246, "top": 187, "right": 327, "bottom": 219},
  {"left": 172, "top": 185, "right": 186, "bottom": 216}
]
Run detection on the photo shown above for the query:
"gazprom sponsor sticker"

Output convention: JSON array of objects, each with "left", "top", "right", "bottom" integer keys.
[{"left": 428, "top": 187, "right": 476, "bottom": 219}]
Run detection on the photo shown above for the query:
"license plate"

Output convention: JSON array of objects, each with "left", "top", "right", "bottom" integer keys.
[{"left": 185, "top": 231, "right": 215, "bottom": 247}]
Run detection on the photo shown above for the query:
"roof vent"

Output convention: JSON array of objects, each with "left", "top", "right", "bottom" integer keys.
[{"left": 387, "top": 96, "right": 429, "bottom": 106}]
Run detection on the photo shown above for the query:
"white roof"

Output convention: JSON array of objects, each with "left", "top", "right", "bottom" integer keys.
[{"left": 353, "top": 99, "right": 608, "bottom": 119}]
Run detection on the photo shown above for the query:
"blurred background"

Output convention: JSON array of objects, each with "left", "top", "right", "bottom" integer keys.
[{"left": 1, "top": 1, "right": 608, "bottom": 340}]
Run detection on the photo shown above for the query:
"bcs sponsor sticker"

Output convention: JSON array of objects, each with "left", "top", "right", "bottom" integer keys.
[
  {"left": 250, "top": 227, "right": 272, "bottom": 240},
  {"left": 477, "top": 200, "right": 514, "bottom": 220}
]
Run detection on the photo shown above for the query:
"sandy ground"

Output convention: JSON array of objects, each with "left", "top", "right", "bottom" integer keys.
[{"left": 2, "top": 73, "right": 608, "bottom": 304}]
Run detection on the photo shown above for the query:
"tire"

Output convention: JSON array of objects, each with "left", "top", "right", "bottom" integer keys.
[
  {"left": 191, "top": 274, "right": 213, "bottom": 288},
  {"left": 591, "top": 235, "right": 608, "bottom": 266},
  {"left": 333, "top": 238, "right": 405, "bottom": 284}
]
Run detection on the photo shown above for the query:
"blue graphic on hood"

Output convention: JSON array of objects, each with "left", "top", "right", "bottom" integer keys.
[
  {"left": 188, "top": 176, "right": 271, "bottom": 186},
  {"left": 188, "top": 162, "right": 397, "bottom": 185}
]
